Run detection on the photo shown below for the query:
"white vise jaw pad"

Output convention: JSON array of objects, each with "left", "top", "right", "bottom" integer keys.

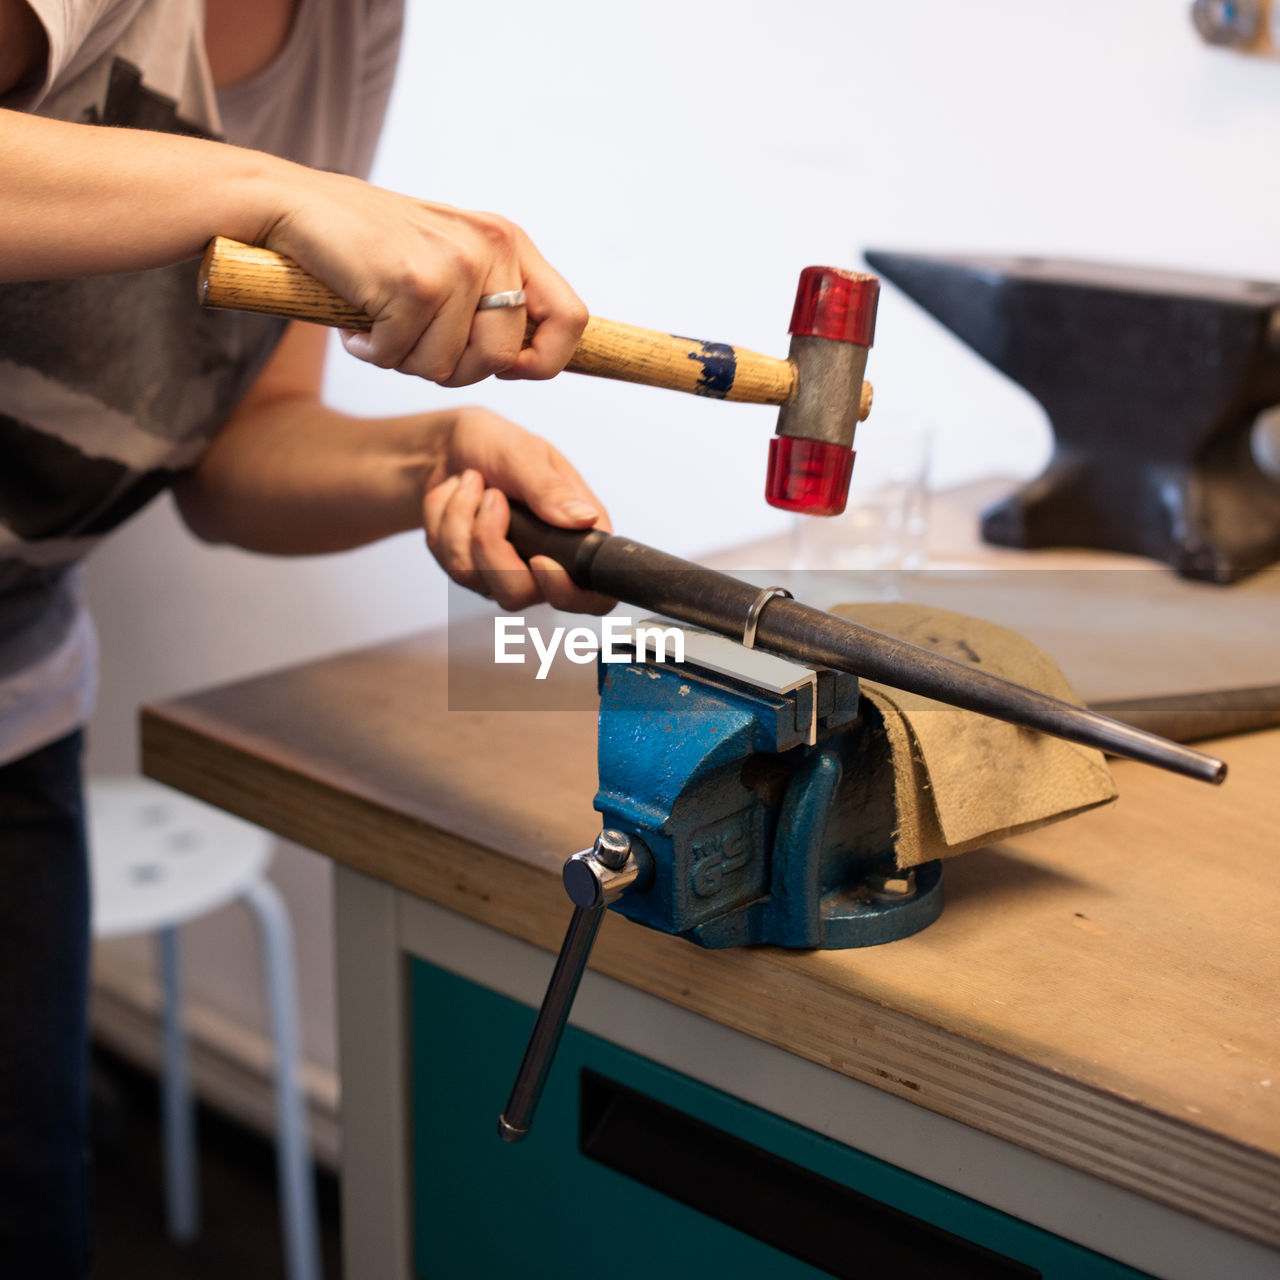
[{"left": 616, "top": 619, "right": 831, "bottom": 745}]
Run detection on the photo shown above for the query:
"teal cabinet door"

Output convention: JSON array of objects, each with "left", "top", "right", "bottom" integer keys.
[{"left": 410, "top": 958, "right": 1151, "bottom": 1279}]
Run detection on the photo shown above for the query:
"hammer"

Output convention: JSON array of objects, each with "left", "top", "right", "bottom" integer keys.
[{"left": 197, "top": 238, "right": 879, "bottom": 515}]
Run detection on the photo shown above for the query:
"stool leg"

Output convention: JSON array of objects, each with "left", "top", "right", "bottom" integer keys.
[
  {"left": 157, "top": 925, "right": 199, "bottom": 1242},
  {"left": 243, "top": 879, "right": 321, "bottom": 1280}
]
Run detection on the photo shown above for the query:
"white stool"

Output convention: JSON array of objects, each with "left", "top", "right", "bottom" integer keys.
[{"left": 88, "top": 776, "right": 321, "bottom": 1280}]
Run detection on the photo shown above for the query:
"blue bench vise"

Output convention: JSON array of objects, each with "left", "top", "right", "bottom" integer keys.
[
  {"left": 595, "top": 628, "right": 942, "bottom": 951},
  {"left": 497, "top": 627, "right": 943, "bottom": 1143}
]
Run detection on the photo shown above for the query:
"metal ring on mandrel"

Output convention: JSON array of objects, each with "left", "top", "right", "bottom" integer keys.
[
  {"left": 742, "top": 586, "right": 792, "bottom": 649},
  {"left": 476, "top": 289, "right": 527, "bottom": 310}
]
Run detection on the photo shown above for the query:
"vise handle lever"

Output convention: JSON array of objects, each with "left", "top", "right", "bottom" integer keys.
[
  {"left": 499, "top": 831, "right": 650, "bottom": 1142},
  {"left": 196, "top": 237, "right": 873, "bottom": 418}
]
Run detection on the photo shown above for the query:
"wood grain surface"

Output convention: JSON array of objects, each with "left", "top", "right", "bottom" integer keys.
[{"left": 141, "top": 627, "right": 1280, "bottom": 1249}]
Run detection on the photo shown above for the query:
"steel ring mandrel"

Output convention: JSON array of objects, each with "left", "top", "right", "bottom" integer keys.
[{"left": 502, "top": 503, "right": 1228, "bottom": 785}]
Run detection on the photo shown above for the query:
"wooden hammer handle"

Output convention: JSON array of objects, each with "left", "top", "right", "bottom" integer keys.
[{"left": 198, "top": 237, "right": 872, "bottom": 417}]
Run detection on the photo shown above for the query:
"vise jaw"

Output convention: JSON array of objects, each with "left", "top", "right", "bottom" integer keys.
[{"left": 594, "top": 626, "right": 942, "bottom": 951}]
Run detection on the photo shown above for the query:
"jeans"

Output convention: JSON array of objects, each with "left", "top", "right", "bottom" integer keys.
[{"left": 0, "top": 731, "right": 90, "bottom": 1277}]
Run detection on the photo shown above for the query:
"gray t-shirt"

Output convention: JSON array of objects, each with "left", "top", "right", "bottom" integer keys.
[{"left": 0, "top": 0, "right": 403, "bottom": 764}]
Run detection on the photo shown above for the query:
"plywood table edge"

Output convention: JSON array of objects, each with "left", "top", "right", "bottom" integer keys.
[{"left": 140, "top": 701, "right": 1280, "bottom": 1249}]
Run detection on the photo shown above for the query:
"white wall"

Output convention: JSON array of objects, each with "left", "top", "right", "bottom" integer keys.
[{"left": 86, "top": 0, "right": 1280, "bottom": 1084}]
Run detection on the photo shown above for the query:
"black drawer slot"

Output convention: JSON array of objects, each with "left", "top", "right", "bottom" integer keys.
[{"left": 579, "top": 1070, "right": 1039, "bottom": 1280}]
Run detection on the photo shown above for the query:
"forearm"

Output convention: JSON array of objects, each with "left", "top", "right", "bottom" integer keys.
[
  {"left": 177, "top": 364, "right": 612, "bottom": 611},
  {"left": 0, "top": 102, "right": 586, "bottom": 384},
  {"left": 0, "top": 108, "right": 303, "bottom": 282},
  {"left": 174, "top": 398, "right": 457, "bottom": 555}
]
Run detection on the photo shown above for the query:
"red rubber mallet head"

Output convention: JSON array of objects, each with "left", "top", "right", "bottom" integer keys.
[{"left": 765, "top": 267, "right": 880, "bottom": 516}]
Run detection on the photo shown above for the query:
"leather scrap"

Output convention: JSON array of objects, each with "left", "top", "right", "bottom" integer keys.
[{"left": 832, "top": 602, "right": 1118, "bottom": 869}]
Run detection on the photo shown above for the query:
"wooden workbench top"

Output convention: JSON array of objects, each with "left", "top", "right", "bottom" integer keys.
[{"left": 141, "top": 624, "right": 1280, "bottom": 1250}]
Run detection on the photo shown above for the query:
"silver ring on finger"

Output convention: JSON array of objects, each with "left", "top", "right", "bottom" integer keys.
[{"left": 476, "top": 289, "right": 527, "bottom": 311}]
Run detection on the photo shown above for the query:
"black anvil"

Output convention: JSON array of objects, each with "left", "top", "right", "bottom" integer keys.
[{"left": 866, "top": 251, "right": 1280, "bottom": 583}]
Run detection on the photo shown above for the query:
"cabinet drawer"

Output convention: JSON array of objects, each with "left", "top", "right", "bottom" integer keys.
[{"left": 410, "top": 957, "right": 1150, "bottom": 1279}]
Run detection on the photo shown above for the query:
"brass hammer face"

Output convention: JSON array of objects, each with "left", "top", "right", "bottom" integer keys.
[{"left": 766, "top": 268, "right": 880, "bottom": 517}]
